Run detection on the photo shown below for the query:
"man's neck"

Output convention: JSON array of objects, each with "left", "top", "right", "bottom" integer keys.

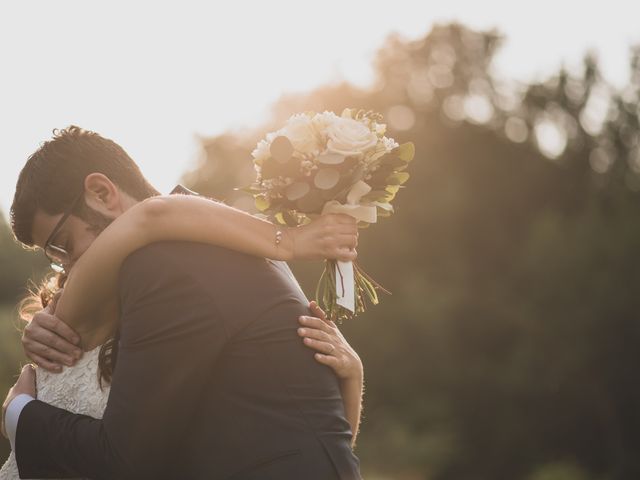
[{"left": 118, "top": 192, "right": 142, "bottom": 213}]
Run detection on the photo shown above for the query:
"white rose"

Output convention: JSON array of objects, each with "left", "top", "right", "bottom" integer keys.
[
  {"left": 252, "top": 140, "right": 270, "bottom": 165},
  {"left": 311, "top": 111, "right": 339, "bottom": 139},
  {"left": 251, "top": 132, "right": 277, "bottom": 165},
  {"left": 279, "top": 113, "right": 321, "bottom": 155},
  {"left": 326, "top": 117, "right": 379, "bottom": 157}
]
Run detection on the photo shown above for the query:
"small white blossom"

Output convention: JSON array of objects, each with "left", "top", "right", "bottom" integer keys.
[
  {"left": 251, "top": 132, "right": 278, "bottom": 165},
  {"left": 374, "top": 122, "right": 387, "bottom": 136},
  {"left": 382, "top": 136, "right": 400, "bottom": 152}
]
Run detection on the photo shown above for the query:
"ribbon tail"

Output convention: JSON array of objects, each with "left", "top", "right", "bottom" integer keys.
[{"left": 335, "top": 260, "right": 355, "bottom": 313}]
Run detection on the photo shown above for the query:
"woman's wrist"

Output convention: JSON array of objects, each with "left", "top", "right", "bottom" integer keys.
[
  {"left": 277, "top": 227, "right": 296, "bottom": 261},
  {"left": 340, "top": 363, "right": 364, "bottom": 386}
]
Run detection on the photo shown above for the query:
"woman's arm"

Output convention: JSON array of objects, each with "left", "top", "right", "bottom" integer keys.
[
  {"left": 298, "top": 302, "right": 364, "bottom": 447},
  {"left": 56, "top": 195, "right": 358, "bottom": 332}
]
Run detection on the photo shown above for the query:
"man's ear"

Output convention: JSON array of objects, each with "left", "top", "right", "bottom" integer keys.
[{"left": 83, "top": 173, "right": 122, "bottom": 217}]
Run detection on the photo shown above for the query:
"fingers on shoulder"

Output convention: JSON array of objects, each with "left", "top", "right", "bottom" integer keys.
[
  {"left": 299, "top": 315, "right": 335, "bottom": 334},
  {"left": 314, "top": 353, "right": 340, "bottom": 368},
  {"left": 27, "top": 353, "right": 60, "bottom": 373},
  {"left": 308, "top": 301, "right": 327, "bottom": 320},
  {"left": 31, "top": 312, "right": 67, "bottom": 336},
  {"left": 302, "top": 336, "right": 336, "bottom": 353}
]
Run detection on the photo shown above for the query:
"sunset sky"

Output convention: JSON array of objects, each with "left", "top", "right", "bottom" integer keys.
[{"left": 1, "top": 0, "right": 638, "bottom": 215}]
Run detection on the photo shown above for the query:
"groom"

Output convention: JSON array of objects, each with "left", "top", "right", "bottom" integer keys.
[{"left": 2, "top": 126, "right": 362, "bottom": 479}]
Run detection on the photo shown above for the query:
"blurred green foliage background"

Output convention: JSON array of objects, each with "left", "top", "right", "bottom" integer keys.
[{"left": 3, "top": 23, "right": 640, "bottom": 479}]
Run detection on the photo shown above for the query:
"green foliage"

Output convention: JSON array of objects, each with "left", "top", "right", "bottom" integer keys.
[{"left": 394, "top": 142, "right": 415, "bottom": 163}]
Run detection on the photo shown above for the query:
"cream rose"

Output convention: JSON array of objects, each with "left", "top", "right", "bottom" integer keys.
[
  {"left": 279, "top": 113, "right": 322, "bottom": 155},
  {"left": 326, "top": 117, "right": 379, "bottom": 157},
  {"left": 311, "top": 111, "right": 339, "bottom": 139}
]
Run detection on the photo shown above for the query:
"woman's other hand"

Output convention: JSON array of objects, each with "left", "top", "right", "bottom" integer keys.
[
  {"left": 2, "top": 364, "right": 36, "bottom": 439},
  {"left": 288, "top": 214, "right": 358, "bottom": 262},
  {"left": 298, "top": 301, "right": 363, "bottom": 382},
  {"left": 21, "top": 303, "right": 82, "bottom": 373}
]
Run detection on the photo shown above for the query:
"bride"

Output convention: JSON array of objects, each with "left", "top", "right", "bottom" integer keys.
[{"left": 0, "top": 190, "right": 364, "bottom": 479}]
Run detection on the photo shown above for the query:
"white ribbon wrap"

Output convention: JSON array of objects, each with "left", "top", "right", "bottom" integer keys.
[{"left": 321, "top": 181, "right": 378, "bottom": 312}]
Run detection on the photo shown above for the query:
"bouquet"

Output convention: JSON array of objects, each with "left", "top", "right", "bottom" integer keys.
[{"left": 245, "top": 109, "right": 414, "bottom": 321}]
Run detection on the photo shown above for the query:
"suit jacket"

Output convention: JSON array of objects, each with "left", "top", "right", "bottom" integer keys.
[{"left": 15, "top": 242, "right": 361, "bottom": 479}]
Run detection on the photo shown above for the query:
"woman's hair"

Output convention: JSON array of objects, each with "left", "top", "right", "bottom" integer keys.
[{"left": 19, "top": 273, "right": 119, "bottom": 388}]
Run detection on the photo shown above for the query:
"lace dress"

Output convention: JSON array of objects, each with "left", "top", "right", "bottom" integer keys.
[{"left": 0, "top": 346, "right": 110, "bottom": 480}]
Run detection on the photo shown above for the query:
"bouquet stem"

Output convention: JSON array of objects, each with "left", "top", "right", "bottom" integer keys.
[{"left": 315, "top": 260, "right": 391, "bottom": 323}]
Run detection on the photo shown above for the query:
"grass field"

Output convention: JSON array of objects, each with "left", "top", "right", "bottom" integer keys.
[{"left": 0, "top": 303, "right": 27, "bottom": 465}]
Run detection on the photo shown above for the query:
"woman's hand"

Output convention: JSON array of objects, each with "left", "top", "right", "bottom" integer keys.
[
  {"left": 288, "top": 214, "right": 358, "bottom": 263},
  {"left": 22, "top": 301, "right": 82, "bottom": 373},
  {"left": 298, "top": 301, "right": 363, "bottom": 382},
  {"left": 2, "top": 364, "right": 36, "bottom": 439},
  {"left": 300, "top": 301, "right": 364, "bottom": 444}
]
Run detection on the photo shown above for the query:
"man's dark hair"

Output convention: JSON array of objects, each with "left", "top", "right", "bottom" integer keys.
[{"left": 10, "top": 126, "right": 159, "bottom": 246}]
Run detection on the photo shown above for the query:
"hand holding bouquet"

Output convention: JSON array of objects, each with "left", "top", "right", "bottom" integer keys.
[{"left": 246, "top": 109, "right": 414, "bottom": 321}]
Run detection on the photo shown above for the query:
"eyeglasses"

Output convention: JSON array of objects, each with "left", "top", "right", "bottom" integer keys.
[{"left": 44, "top": 191, "right": 85, "bottom": 273}]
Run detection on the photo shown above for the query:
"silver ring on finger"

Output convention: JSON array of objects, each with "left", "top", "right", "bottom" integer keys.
[{"left": 328, "top": 343, "right": 335, "bottom": 353}]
